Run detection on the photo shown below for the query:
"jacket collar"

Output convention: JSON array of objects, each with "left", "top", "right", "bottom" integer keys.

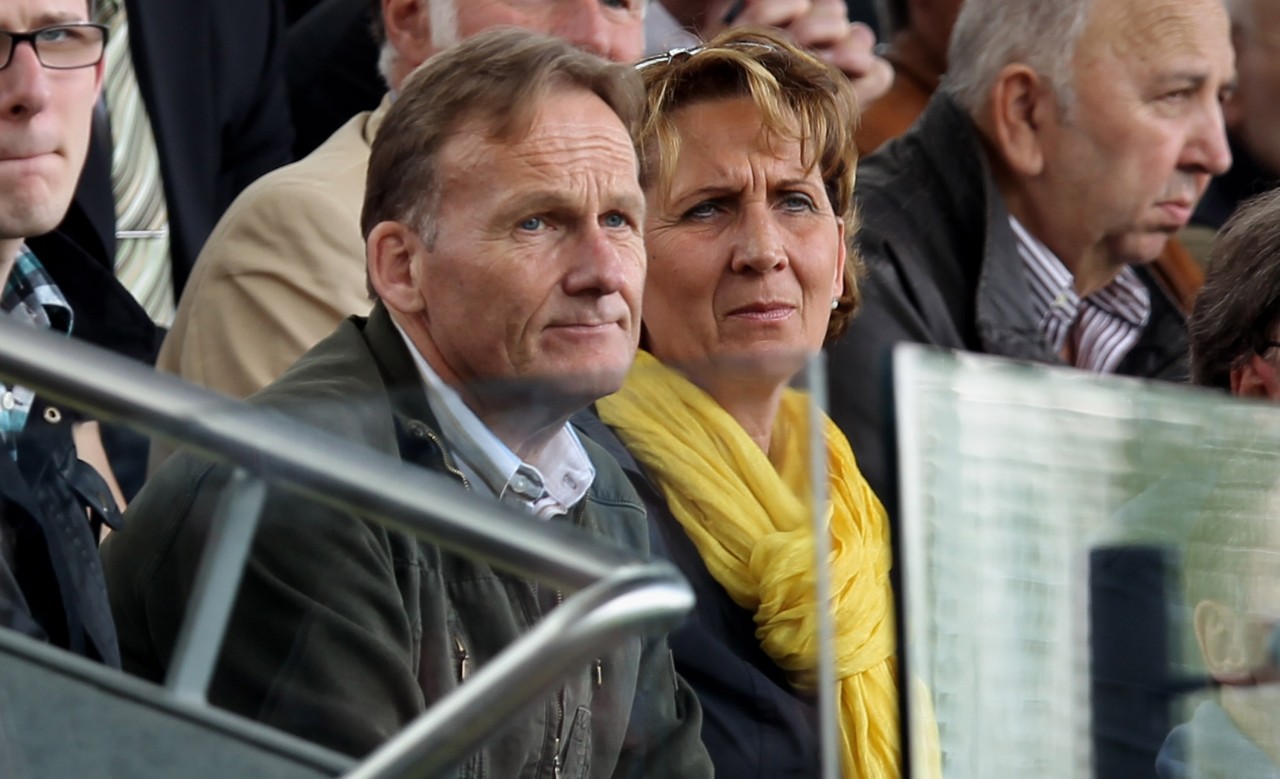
[
  {"left": 361, "top": 302, "right": 438, "bottom": 430},
  {"left": 908, "top": 93, "right": 1052, "bottom": 362}
]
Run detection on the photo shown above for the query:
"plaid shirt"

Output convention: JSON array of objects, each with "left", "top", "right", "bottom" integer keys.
[{"left": 0, "top": 245, "right": 73, "bottom": 458}]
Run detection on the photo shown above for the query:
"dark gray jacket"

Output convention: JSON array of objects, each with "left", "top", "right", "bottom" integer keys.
[
  {"left": 826, "top": 93, "right": 1190, "bottom": 513},
  {"left": 102, "top": 304, "right": 712, "bottom": 778}
]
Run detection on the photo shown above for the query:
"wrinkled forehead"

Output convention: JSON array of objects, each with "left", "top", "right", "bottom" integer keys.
[
  {"left": 1082, "top": 0, "right": 1229, "bottom": 66},
  {"left": 441, "top": 89, "right": 636, "bottom": 179}
]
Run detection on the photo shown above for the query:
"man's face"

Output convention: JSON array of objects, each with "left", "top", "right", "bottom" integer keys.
[
  {"left": 408, "top": 87, "right": 645, "bottom": 414},
  {"left": 438, "top": 0, "right": 646, "bottom": 63},
  {"left": 0, "top": 0, "right": 102, "bottom": 242},
  {"left": 1034, "top": 0, "right": 1234, "bottom": 270},
  {"left": 1225, "top": 0, "right": 1280, "bottom": 176}
]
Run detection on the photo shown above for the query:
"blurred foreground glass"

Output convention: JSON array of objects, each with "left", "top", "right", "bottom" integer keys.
[{"left": 894, "top": 344, "right": 1280, "bottom": 779}]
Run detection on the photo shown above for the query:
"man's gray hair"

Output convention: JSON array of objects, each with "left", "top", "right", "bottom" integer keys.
[{"left": 942, "top": 0, "right": 1092, "bottom": 117}]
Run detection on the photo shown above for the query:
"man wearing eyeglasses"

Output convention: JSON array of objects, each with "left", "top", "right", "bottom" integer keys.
[{"left": 0, "top": 0, "right": 137, "bottom": 666}]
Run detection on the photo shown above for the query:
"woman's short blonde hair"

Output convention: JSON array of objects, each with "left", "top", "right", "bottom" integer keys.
[{"left": 636, "top": 28, "right": 864, "bottom": 342}]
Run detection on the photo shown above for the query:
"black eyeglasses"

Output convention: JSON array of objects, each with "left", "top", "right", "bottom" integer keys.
[
  {"left": 634, "top": 40, "right": 779, "bottom": 71},
  {"left": 0, "top": 23, "right": 108, "bottom": 71}
]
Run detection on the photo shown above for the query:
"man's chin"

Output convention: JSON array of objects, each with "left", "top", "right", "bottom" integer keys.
[
  {"left": 472, "top": 365, "right": 631, "bottom": 415},
  {"left": 1108, "top": 230, "right": 1176, "bottom": 266}
]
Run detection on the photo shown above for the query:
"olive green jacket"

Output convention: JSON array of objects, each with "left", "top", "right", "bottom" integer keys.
[{"left": 102, "top": 304, "right": 713, "bottom": 778}]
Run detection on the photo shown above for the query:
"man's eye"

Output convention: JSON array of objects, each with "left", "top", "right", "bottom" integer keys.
[
  {"left": 518, "top": 216, "right": 545, "bottom": 231},
  {"left": 36, "top": 27, "right": 71, "bottom": 43},
  {"left": 600, "top": 0, "right": 639, "bottom": 10},
  {"left": 602, "top": 213, "right": 629, "bottom": 228}
]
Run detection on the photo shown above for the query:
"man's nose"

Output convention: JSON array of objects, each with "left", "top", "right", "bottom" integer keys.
[
  {"left": 1184, "top": 98, "right": 1234, "bottom": 177},
  {"left": 564, "top": 222, "right": 634, "bottom": 296},
  {"left": 0, "top": 41, "right": 50, "bottom": 118}
]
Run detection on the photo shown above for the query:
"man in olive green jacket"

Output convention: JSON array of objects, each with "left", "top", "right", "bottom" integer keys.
[{"left": 102, "top": 30, "right": 712, "bottom": 777}]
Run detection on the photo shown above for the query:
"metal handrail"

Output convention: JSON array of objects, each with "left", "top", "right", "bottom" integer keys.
[{"left": 0, "top": 320, "right": 694, "bottom": 778}]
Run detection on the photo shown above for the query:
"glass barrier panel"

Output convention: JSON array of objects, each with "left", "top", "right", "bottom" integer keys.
[{"left": 894, "top": 344, "right": 1280, "bottom": 779}]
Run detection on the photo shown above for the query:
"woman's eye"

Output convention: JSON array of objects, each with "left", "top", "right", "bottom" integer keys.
[
  {"left": 780, "top": 193, "right": 816, "bottom": 211},
  {"left": 683, "top": 202, "right": 719, "bottom": 220}
]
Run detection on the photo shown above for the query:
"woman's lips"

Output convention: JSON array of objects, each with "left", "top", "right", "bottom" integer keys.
[{"left": 726, "top": 302, "right": 796, "bottom": 321}]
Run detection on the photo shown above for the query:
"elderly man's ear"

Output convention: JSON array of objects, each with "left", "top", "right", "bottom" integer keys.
[
  {"left": 1195, "top": 599, "right": 1253, "bottom": 683},
  {"left": 985, "top": 64, "right": 1056, "bottom": 178},
  {"left": 367, "top": 221, "right": 428, "bottom": 314},
  {"left": 382, "top": 0, "right": 435, "bottom": 74},
  {"left": 1231, "top": 354, "right": 1280, "bottom": 401}
]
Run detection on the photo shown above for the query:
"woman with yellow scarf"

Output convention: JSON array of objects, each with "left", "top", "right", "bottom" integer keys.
[{"left": 582, "top": 28, "right": 932, "bottom": 778}]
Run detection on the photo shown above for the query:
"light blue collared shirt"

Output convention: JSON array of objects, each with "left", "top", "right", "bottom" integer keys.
[{"left": 394, "top": 323, "right": 594, "bottom": 519}]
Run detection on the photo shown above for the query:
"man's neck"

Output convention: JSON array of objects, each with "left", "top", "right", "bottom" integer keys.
[
  {"left": 0, "top": 240, "right": 21, "bottom": 288},
  {"left": 1070, "top": 246, "right": 1124, "bottom": 298},
  {"left": 998, "top": 177, "right": 1122, "bottom": 298},
  {"left": 479, "top": 408, "right": 565, "bottom": 463}
]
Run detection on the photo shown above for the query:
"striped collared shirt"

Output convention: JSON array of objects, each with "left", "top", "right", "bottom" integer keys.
[
  {"left": 0, "top": 245, "right": 73, "bottom": 458},
  {"left": 1010, "top": 217, "right": 1151, "bottom": 373}
]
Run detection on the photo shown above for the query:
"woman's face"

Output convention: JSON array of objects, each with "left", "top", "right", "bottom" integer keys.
[{"left": 642, "top": 97, "right": 846, "bottom": 386}]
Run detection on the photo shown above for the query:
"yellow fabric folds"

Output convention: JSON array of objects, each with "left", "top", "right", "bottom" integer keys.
[{"left": 597, "top": 350, "right": 903, "bottom": 778}]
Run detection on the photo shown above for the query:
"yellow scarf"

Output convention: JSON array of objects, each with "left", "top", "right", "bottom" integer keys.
[{"left": 597, "top": 350, "right": 904, "bottom": 777}]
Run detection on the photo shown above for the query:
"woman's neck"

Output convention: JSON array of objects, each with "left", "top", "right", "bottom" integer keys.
[{"left": 697, "top": 375, "right": 786, "bottom": 454}]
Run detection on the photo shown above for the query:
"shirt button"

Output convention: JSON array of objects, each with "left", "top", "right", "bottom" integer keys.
[{"left": 1, "top": 392, "right": 13, "bottom": 411}]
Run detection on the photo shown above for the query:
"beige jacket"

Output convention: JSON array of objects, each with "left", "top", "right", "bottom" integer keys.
[{"left": 157, "top": 96, "right": 391, "bottom": 400}]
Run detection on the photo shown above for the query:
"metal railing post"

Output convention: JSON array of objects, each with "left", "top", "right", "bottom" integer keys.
[{"left": 165, "top": 469, "right": 269, "bottom": 703}]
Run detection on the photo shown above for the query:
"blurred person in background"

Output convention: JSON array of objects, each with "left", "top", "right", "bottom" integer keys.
[
  {"left": 826, "top": 0, "right": 1235, "bottom": 513},
  {"left": 644, "top": 0, "right": 894, "bottom": 107},
  {"left": 1159, "top": 453, "right": 1280, "bottom": 777},
  {"left": 582, "top": 29, "right": 937, "bottom": 778},
  {"left": 856, "top": 0, "right": 962, "bottom": 154}
]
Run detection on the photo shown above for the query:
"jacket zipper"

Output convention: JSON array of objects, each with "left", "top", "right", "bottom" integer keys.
[
  {"left": 419, "top": 426, "right": 472, "bottom": 491},
  {"left": 453, "top": 634, "right": 469, "bottom": 682}
]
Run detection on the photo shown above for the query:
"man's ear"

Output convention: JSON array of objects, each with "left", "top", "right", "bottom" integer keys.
[
  {"left": 986, "top": 64, "right": 1053, "bottom": 178},
  {"left": 1195, "top": 599, "right": 1250, "bottom": 681},
  {"left": 1230, "top": 353, "right": 1280, "bottom": 401},
  {"left": 382, "top": 0, "right": 434, "bottom": 75},
  {"left": 367, "top": 220, "right": 427, "bottom": 315}
]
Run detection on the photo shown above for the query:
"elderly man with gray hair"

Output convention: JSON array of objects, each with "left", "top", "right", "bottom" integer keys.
[
  {"left": 826, "top": 0, "right": 1236, "bottom": 510},
  {"left": 102, "top": 28, "right": 713, "bottom": 776}
]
